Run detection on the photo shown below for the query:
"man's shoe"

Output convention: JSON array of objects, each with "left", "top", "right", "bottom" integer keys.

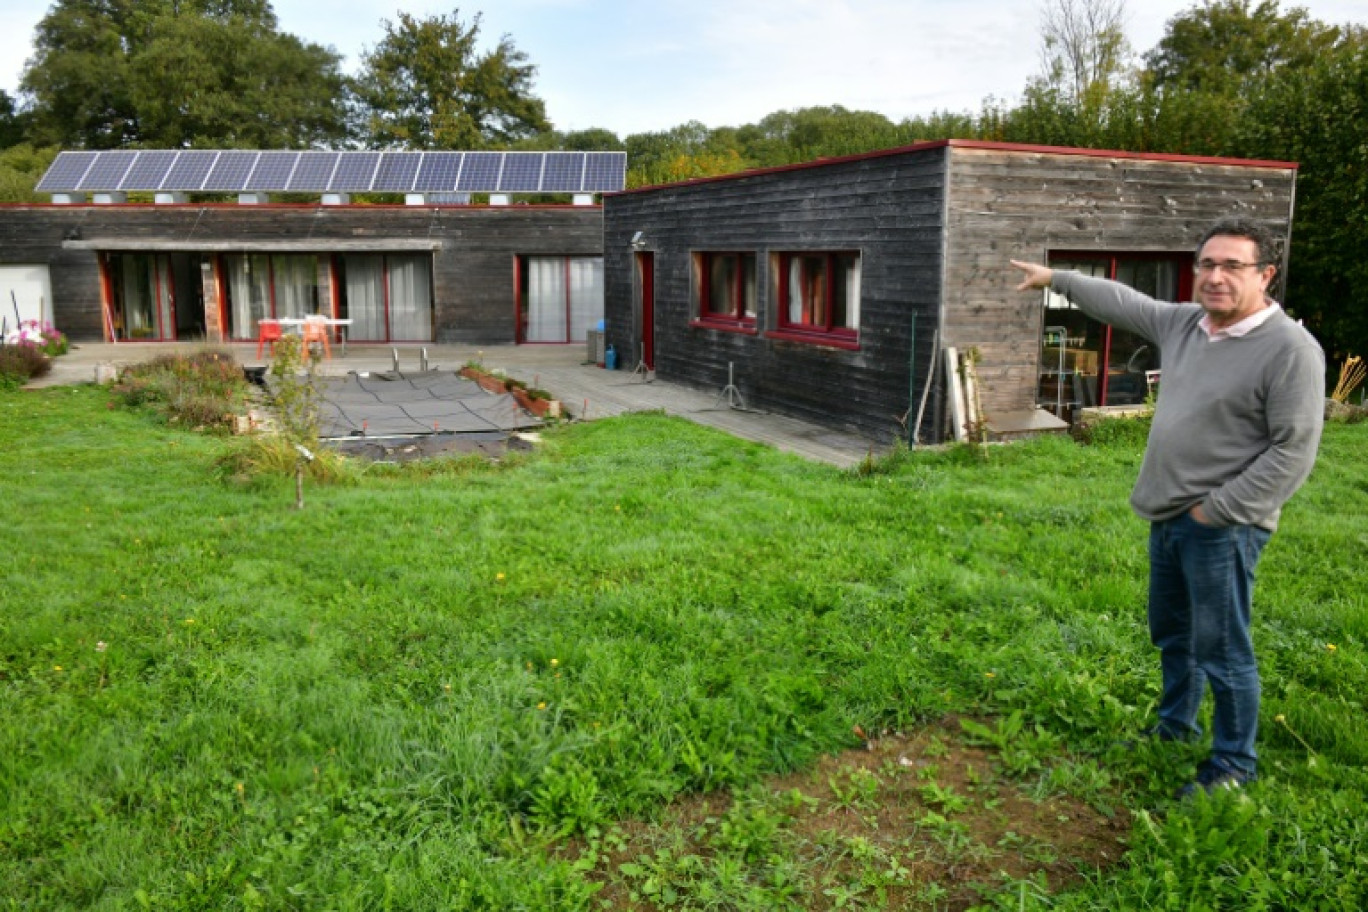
[{"left": 1176, "top": 759, "right": 1254, "bottom": 799}]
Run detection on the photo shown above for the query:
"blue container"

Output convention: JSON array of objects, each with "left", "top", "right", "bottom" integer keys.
[{"left": 604, "top": 344, "right": 617, "bottom": 370}]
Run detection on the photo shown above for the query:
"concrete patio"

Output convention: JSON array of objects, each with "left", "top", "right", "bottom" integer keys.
[{"left": 26, "top": 341, "right": 889, "bottom": 469}]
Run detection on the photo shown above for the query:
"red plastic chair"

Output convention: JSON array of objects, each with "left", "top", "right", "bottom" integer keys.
[
  {"left": 301, "top": 316, "right": 331, "bottom": 360},
  {"left": 256, "top": 319, "right": 283, "bottom": 358}
]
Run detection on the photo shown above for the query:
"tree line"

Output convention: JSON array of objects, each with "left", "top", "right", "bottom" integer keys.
[{"left": 0, "top": 0, "right": 1364, "bottom": 359}]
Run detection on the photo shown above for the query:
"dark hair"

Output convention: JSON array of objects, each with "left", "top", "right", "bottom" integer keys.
[{"left": 1197, "top": 219, "right": 1280, "bottom": 266}]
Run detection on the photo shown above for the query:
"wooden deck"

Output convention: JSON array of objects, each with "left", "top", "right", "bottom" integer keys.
[{"left": 30, "top": 342, "right": 886, "bottom": 469}]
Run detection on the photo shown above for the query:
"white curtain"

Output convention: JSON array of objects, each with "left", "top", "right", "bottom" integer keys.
[
  {"left": 119, "top": 255, "right": 154, "bottom": 337},
  {"left": 226, "top": 255, "right": 271, "bottom": 340},
  {"left": 842, "top": 255, "right": 861, "bottom": 330},
  {"left": 343, "top": 255, "right": 386, "bottom": 341},
  {"left": 568, "top": 257, "right": 604, "bottom": 342},
  {"left": 387, "top": 255, "right": 432, "bottom": 341},
  {"left": 155, "top": 257, "right": 176, "bottom": 339},
  {"left": 525, "top": 257, "right": 567, "bottom": 342},
  {"left": 787, "top": 256, "right": 805, "bottom": 324},
  {"left": 272, "top": 255, "right": 317, "bottom": 319}
]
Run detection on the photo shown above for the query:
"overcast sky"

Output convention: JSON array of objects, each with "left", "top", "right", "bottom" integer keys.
[{"left": 2, "top": 0, "right": 1365, "bottom": 137}]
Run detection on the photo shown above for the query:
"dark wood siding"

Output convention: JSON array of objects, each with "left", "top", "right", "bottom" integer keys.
[
  {"left": 0, "top": 204, "right": 603, "bottom": 344},
  {"left": 943, "top": 148, "right": 1296, "bottom": 416},
  {"left": 604, "top": 149, "right": 948, "bottom": 444}
]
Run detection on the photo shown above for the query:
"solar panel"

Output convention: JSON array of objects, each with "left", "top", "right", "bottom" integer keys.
[
  {"left": 541, "top": 152, "right": 585, "bottom": 192},
  {"left": 162, "top": 151, "right": 219, "bottom": 190},
  {"left": 37, "top": 148, "right": 627, "bottom": 196},
  {"left": 74, "top": 151, "right": 136, "bottom": 191},
  {"left": 413, "top": 152, "right": 463, "bottom": 192},
  {"left": 288, "top": 152, "right": 339, "bottom": 191},
  {"left": 247, "top": 152, "right": 299, "bottom": 190},
  {"left": 36, "top": 152, "right": 98, "bottom": 191},
  {"left": 119, "top": 151, "right": 178, "bottom": 190},
  {"left": 582, "top": 152, "right": 626, "bottom": 192},
  {"left": 457, "top": 152, "right": 503, "bottom": 191},
  {"left": 498, "top": 153, "right": 543, "bottom": 192},
  {"left": 203, "top": 151, "right": 259, "bottom": 191},
  {"left": 329, "top": 152, "right": 381, "bottom": 191},
  {"left": 372, "top": 152, "right": 421, "bottom": 192}
]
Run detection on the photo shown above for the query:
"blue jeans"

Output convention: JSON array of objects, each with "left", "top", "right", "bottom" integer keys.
[{"left": 1148, "top": 513, "right": 1272, "bottom": 775}]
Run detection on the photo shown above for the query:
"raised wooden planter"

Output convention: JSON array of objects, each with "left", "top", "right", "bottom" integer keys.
[
  {"left": 459, "top": 365, "right": 513, "bottom": 394},
  {"left": 510, "top": 386, "right": 561, "bottom": 418},
  {"left": 459, "top": 366, "right": 562, "bottom": 418}
]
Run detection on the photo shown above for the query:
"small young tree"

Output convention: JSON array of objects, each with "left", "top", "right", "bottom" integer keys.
[{"left": 268, "top": 334, "right": 322, "bottom": 445}]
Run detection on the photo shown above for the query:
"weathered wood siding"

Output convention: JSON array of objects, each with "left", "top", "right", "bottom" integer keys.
[
  {"left": 0, "top": 204, "right": 603, "bottom": 343},
  {"left": 943, "top": 147, "right": 1296, "bottom": 415},
  {"left": 604, "top": 149, "right": 949, "bottom": 444}
]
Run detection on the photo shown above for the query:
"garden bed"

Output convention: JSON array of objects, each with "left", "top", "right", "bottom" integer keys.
[{"left": 458, "top": 365, "right": 562, "bottom": 418}]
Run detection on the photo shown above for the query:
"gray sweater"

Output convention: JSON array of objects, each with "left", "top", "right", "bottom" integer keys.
[{"left": 1051, "top": 271, "right": 1324, "bottom": 531}]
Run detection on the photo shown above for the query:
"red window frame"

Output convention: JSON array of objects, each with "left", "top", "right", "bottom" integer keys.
[
  {"left": 692, "top": 251, "right": 757, "bottom": 332},
  {"left": 768, "top": 250, "right": 861, "bottom": 348}
]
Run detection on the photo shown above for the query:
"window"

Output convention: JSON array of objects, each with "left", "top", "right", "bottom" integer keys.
[
  {"left": 771, "top": 251, "right": 861, "bottom": 345},
  {"left": 693, "top": 252, "right": 756, "bottom": 329},
  {"left": 517, "top": 256, "right": 604, "bottom": 343},
  {"left": 1041, "top": 252, "right": 1190, "bottom": 413}
]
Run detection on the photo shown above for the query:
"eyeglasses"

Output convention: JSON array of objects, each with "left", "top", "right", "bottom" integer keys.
[{"left": 1194, "top": 259, "right": 1266, "bottom": 274}]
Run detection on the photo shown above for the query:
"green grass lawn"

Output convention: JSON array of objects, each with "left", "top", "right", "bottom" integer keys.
[{"left": 2, "top": 385, "right": 1365, "bottom": 910}]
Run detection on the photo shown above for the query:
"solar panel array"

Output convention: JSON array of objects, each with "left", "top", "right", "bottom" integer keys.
[{"left": 36, "top": 150, "right": 627, "bottom": 194}]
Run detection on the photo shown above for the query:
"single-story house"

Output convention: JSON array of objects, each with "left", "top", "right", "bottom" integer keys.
[
  {"left": 0, "top": 150, "right": 624, "bottom": 347},
  {"left": 601, "top": 139, "right": 1297, "bottom": 444}
]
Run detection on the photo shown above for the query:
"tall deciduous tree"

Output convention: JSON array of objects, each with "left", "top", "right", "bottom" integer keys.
[
  {"left": 1237, "top": 28, "right": 1368, "bottom": 360},
  {"left": 1145, "top": 0, "right": 1340, "bottom": 95},
  {"left": 0, "top": 92, "right": 27, "bottom": 149},
  {"left": 1036, "top": 0, "right": 1133, "bottom": 105},
  {"left": 20, "top": 0, "right": 348, "bottom": 149},
  {"left": 352, "top": 10, "right": 549, "bottom": 149}
]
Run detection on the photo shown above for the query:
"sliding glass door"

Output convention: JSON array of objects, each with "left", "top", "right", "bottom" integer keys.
[
  {"left": 519, "top": 256, "right": 604, "bottom": 343},
  {"left": 337, "top": 254, "right": 433, "bottom": 342}
]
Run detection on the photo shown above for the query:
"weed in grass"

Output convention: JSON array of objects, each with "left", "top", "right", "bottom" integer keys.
[
  {"left": 827, "top": 766, "right": 881, "bottom": 812},
  {"left": 961, "top": 712, "right": 1063, "bottom": 778}
]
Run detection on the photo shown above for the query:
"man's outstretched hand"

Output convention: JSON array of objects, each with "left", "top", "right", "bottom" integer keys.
[{"left": 1010, "top": 260, "right": 1053, "bottom": 291}]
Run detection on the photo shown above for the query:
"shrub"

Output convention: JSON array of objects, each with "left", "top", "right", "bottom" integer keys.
[
  {"left": 112, "top": 348, "right": 250, "bottom": 429},
  {"left": 1072, "top": 413, "right": 1152, "bottom": 447},
  {"left": 3, "top": 319, "right": 68, "bottom": 356},
  {"left": 0, "top": 343, "right": 52, "bottom": 389},
  {"left": 215, "top": 435, "right": 355, "bottom": 484}
]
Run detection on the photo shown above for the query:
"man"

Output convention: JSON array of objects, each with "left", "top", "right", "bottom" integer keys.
[{"left": 1011, "top": 218, "right": 1324, "bottom": 797}]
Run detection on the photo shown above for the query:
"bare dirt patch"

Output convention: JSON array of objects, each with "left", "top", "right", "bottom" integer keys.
[
  {"left": 572, "top": 719, "right": 1131, "bottom": 910},
  {"left": 323, "top": 431, "right": 534, "bottom": 463}
]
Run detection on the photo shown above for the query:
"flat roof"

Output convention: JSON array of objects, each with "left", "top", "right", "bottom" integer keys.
[{"left": 608, "top": 138, "right": 1299, "bottom": 197}]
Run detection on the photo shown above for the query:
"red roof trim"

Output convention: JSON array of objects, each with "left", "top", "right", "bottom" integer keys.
[
  {"left": 0, "top": 202, "right": 601, "bottom": 211},
  {"left": 608, "top": 138, "right": 1297, "bottom": 197}
]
